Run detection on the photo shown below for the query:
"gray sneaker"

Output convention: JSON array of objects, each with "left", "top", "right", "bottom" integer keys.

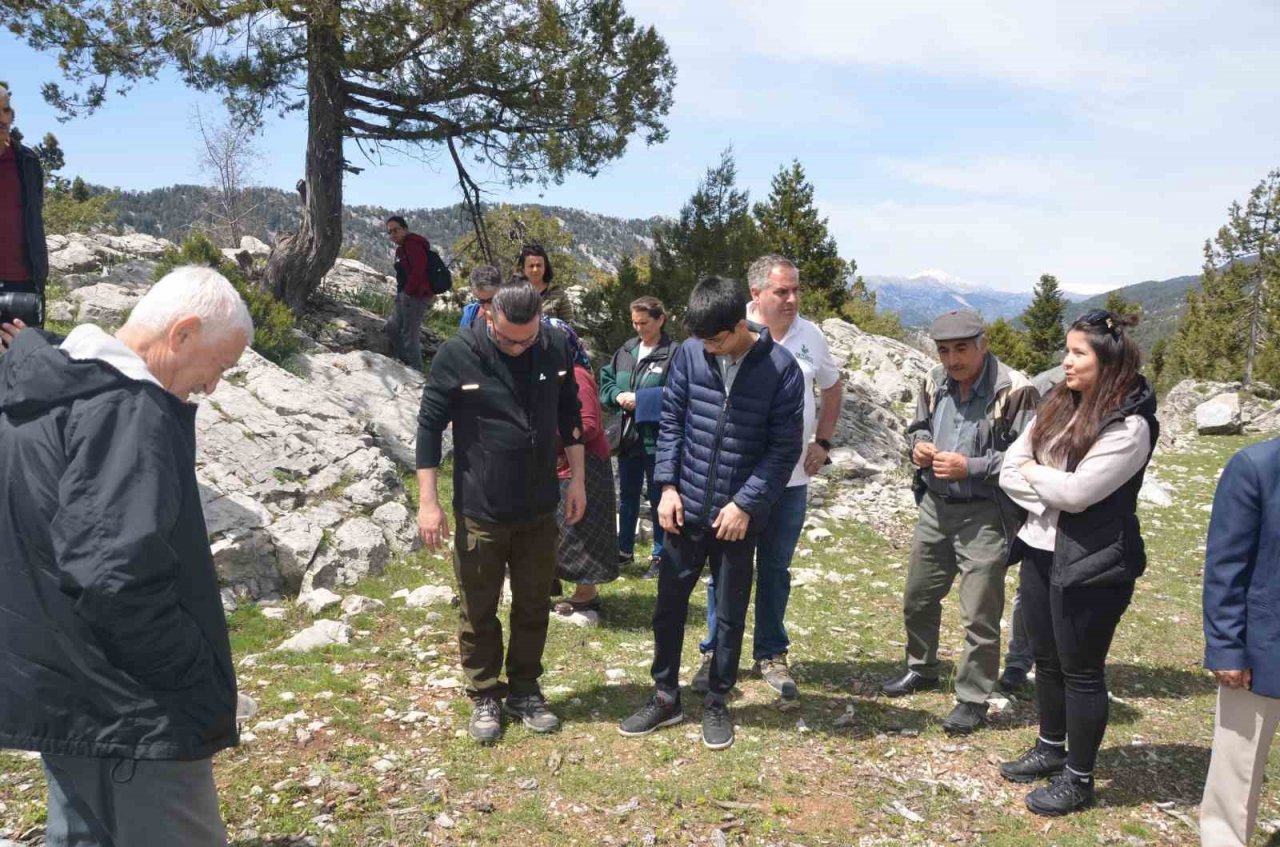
[
  {"left": 701, "top": 699, "right": 735, "bottom": 750},
  {"left": 691, "top": 652, "right": 714, "bottom": 694},
  {"left": 469, "top": 697, "right": 502, "bottom": 744},
  {"left": 504, "top": 693, "right": 561, "bottom": 733},
  {"left": 756, "top": 654, "right": 799, "bottom": 701}
]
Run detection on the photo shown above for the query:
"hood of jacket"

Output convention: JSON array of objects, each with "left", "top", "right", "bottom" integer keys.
[{"left": 0, "top": 325, "right": 167, "bottom": 419}]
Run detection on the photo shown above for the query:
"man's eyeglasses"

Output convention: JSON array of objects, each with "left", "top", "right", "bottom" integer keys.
[{"left": 490, "top": 322, "right": 540, "bottom": 350}]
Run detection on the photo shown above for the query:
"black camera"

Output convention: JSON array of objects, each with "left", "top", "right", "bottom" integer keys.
[{"left": 0, "top": 292, "right": 43, "bottom": 327}]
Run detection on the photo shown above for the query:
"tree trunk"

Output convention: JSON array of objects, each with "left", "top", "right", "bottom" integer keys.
[{"left": 264, "top": 6, "right": 345, "bottom": 314}]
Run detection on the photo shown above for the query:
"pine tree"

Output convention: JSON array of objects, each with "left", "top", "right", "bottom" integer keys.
[
  {"left": 1020, "top": 273, "right": 1067, "bottom": 375},
  {"left": 1164, "top": 171, "right": 1280, "bottom": 387},
  {"left": 1103, "top": 290, "right": 1140, "bottom": 319},
  {"left": 984, "top": 318, "right": 1036, "bottom": 374},
  {"left": 753, "top": 160, "right": 849, "bottom": 317},
  {"left": 650, "top": 149, "right": 761, "bottom": 321},
  {"left": 5, "top": 0, "right": 677, "bottom": 313}
]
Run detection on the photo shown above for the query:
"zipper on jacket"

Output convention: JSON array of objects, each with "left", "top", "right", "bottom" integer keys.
[{"left": 702, "top": 354, "right": 738, "bottom": 517}]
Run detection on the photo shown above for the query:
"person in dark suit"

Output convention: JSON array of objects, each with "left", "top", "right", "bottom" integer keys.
[{"left": 1200, "top": 436, "right": 1280, "bottom": 846}]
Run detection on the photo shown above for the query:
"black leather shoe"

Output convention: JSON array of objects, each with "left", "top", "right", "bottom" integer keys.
[
  {"left": 941, "top": 701, "right": 988, "bottom": 734},
  {"left": 1025, "top": 771, "right": 1095, "bottom": 816},
  {"left": 1000, "top": 741, "right": 1067, "bottom": 783},
  {"left": 880, "top": 670, "right": 940, "bottom": 698}
]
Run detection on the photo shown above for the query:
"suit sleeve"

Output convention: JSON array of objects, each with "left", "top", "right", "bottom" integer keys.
[
  {"left": 653, "top": 343, "right": 689, "bottom": 488},
  {"left": 732, "top": 359, "right": 805, "bottom": 523},
  {"left": 416, "top": 341, "right": 459, "bottom": 468},
  {"left": 51, "top": 396, "right": 217, "bottom": 693},
  {"left": 1203, "top": 450, "right": 1262, "bottom": 671}
]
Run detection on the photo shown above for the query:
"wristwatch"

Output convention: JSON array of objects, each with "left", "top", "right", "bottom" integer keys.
[{"left": 814, "top": 437, "right": 833, "bottom": 451}]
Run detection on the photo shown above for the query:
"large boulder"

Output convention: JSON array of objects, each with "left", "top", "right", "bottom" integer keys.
[
  {"left": 197, "top": 349, "right": 419, "bottom": 600},
  {"left": 291, "top": 350, "right": 439, "bottom": 468},
  {"left": 67, "top": 283, "right": 141, "bottom": 327},
  {"left": 319, "top": 258, "right": 396, "bottom": 300},
  {"left": 821, "top": 318, "right": 936, "bottom": 470},
  {"left": 1160, "top": 380, "right": 1243, "bottom": 446},
  {"left": 46, "top": 233, "right": 173, "bottom": 277},
  {"left": 1196, "top": 392, "right": 1243, "bottom": 436}
]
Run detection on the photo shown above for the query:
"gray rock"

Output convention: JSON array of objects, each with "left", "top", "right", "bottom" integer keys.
[
  {"left": 1138, "top": 477, "right": 1173, "bottom": 508},
  {"left": 68, "top": 283, "right": 141, "bottom": 327},
  {"left": 371, "top": 501, "right": 417, "bottom": 552},
  {"left": 405, "top": 584, "right": 456, "bottom": 608},
  {"left": 47, "top": 300, "right": 75, "bottom": 323},
  {"left": 1196, "top": 392, "right": 1243, "bottom": 435},
  {"left": 340, "top": 594, "right": 384, "bottom": 616},
  {"left": 301, "top": 517, "right": 390, "bottom": 591},
  {"left": 298, "top": 587, "right": 343, "bottom": 615},
  {"left": 276, "top": 619, "right": 352, "bottom": 652}
]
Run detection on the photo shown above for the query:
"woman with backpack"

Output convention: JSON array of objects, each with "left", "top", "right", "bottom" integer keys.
[
  {"left": 599, "top": 296, "right": 675, "bottom": 578},
  {"left": 997, "top": 310, "right": 1158, "bottom": 816}
]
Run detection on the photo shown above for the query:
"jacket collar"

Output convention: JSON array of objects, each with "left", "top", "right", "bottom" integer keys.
[{"left": 60, "top": 324, "right": 164, "bottom": 389}]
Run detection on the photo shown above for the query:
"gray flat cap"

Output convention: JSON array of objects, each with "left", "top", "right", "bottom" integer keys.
[{"left": 929, "top": 310, "right": 985, "bottom": 341}]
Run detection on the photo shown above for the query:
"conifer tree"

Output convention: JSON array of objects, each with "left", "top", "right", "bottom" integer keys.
[
  {"left": 1020, "top": 273, "right": 1067, "bottom": 375},
  {"left": 4, "top": 0, "right": 676, "bottom": 313},
  {"left": 984, "top": 317, "right": 1035, "bottom": 374},
  {"left": 651, "top": 149, "right": 761, "bottom": 320},
  {"left": 753, "top": 160, "right": 849, "bottom": 316},
  {"left": 1103, "top": 290, "right": 1140, "bottom": 319}
]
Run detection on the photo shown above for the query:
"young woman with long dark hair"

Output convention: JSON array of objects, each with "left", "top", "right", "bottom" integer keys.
[{"left": 997, "top": 310, "right": 1159, "bottom": 816}]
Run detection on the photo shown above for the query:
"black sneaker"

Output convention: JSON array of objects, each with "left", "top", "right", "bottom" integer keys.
[
  {"left": 941, "top": 701, "right": 988, "bottom": 735},
  {"left": 469, "top": 697, "right": 503, "bottom": 745},
  {"left": 641, "top": 556, "right": 662, "bottom": 579},
  {"left": 999, "top": 741, "right": 1067, "bottom": 783},
  {"left": 998, "top": 666, "right": 1030, "bottom": 694},
  {"left": 1025, "top": 770, "right": 1095, "bottom": 816},
  {"left": 503, "top": 693, "right": 560, "bottom": 733},
  {"left": 618, "top": 552, "right": 634, "bottom": 566},
  {"left": 756, "top": 655, "right": 799, "bottom": 701},
  {"left": 701, "top": 699, "right": 734, "bottom": 750},
  {"left": 691, "top": 652, "right": 714, "bottom": 694},
  {"left": 619, "top": 692, "right": 684, "bottom": 737}
]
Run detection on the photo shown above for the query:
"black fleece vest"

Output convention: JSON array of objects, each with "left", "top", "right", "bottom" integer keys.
[{"left": 1050, "top": 406, "right": 1160, "bottom": 588}]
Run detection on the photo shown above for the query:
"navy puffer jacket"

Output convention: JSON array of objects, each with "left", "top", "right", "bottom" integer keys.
[{"left": 654, "top": 329, "right": 804, "bottom": 531}]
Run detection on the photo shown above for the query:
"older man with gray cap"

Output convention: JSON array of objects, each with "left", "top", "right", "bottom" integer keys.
[
  {"left": 0, "top": 266, "right": 253, "bottom": 845},
  {"left": 880, "top": 309, "right": 1039, "bottom": 734}
]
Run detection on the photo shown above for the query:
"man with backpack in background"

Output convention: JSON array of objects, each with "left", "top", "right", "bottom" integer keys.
[{"left": 385, "top": 215, "right": 448, "bottom": 369}]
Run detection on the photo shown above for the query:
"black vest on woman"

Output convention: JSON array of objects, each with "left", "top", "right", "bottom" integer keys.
[{"left": 1046, "top": 376, "right": 1159, "bottom": 588}]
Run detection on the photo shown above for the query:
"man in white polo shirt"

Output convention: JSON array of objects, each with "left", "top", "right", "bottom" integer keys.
[{"left": 692, "top": 254, "right": 843, "bottom": 705}]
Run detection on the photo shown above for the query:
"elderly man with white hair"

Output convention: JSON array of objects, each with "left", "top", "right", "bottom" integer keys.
[{"left": 0, "top": 265, "right": 252, "bottom": 846}]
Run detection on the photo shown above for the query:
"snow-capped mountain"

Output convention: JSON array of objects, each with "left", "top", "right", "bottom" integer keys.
[{"left": 865, "top": 271, "right": 1034, "bottom": 327}]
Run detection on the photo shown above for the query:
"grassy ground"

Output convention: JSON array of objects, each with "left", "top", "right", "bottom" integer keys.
[{"left": 2, "top": 435, "right": 1278, "bottom": 846}]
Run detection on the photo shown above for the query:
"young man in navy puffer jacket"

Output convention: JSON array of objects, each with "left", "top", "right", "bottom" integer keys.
[{"left": 618, "top": 276, "right": 804, "bottom": 750}]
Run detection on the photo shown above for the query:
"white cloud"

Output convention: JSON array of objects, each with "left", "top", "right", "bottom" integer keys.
[{"left": 882, "top": 156, "right": 1071, "bottom": 199}]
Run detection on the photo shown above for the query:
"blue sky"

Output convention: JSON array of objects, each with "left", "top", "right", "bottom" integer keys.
[{"left": 4, "top": 0, "right": 1279, "bottom": 293}]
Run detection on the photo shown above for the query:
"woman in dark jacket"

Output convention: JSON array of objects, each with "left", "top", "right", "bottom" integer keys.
[
  {"left": 997, "top": 310, "right": 1158, "bottom": 816},
  {"left": 518, "top": 244, "right": 574, "bottom": 323},
  {"left": 599, "top": 296, "right": 675, "bottom": 577}
]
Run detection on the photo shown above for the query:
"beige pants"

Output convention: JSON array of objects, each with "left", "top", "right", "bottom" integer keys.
[{"left": 1200, "top": 683, "right": 1280, "bottom": 846}]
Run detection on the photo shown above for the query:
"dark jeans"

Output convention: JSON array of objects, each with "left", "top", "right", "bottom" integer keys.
[
  {"left": 651, "top": 525, "right": 755, "bottom": 702},
  {"left": 700, "top": 483, "right": 807, "bottom": 660},
  {"left": 453, "top": 512, "right": 559, "bottom": 699},
  {"left": 617, "top": 451, "right": 664, "bottom": 560},
  {"left": 1021, "top": 547, "right": 1133, "bottom": 773}
]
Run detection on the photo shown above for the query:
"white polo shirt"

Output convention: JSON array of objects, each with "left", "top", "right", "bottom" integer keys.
[{"left": 749, "top": 305, "right": 841, "bottom": 487}]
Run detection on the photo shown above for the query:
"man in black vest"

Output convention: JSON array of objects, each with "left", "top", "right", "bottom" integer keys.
[{"left": 416, "top": 281, "right": 586, "bottom": 744}]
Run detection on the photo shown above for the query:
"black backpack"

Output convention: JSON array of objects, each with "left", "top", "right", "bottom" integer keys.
[{"left": 426, "top": 248, "right": 453, "bottom": 294}]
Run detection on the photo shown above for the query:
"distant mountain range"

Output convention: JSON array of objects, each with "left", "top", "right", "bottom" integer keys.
[
  {"left": 866, "top": 270, "right": 1200, "bottom": 349},
  {"left": 104, "top": 185, "right": 1202, "bottom": 349},
  {"left": 106, "top": 184, "right": 660, "bottom": 277}
]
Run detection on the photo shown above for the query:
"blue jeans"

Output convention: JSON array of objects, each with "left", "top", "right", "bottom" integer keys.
[
  {"left": 617, "top": 452, "right": 664, "bottom": 560},
  {"left": 701, "top": 484, "right": 807, "bottom": 661}
]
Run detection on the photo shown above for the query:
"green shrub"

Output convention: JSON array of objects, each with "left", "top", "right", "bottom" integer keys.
[{"left": 153, "top": 233, "right": 301, "bottom": 365}]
